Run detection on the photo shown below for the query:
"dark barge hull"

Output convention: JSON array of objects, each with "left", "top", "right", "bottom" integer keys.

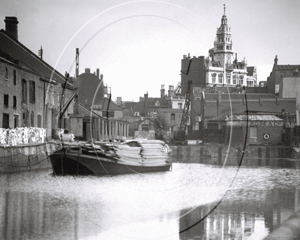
[{"left": 49, "top": 150, "right": 172, "bottom": 175}]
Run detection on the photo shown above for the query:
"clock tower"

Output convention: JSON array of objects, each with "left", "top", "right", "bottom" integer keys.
[{"left": 213, "top": 4, "right": 233, "bottom": 67}]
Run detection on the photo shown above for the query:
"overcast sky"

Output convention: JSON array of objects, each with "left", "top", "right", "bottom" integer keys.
[{"left": 2, "top": 0, "right": 300, "bottom": 101}]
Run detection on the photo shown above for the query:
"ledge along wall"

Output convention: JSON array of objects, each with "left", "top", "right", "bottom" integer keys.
[
  {"left": 169, "top": 144, "right": 300, "bottom": 168},
  {"left": 0, "top": 143, "right": 57, "bottom": 173}
]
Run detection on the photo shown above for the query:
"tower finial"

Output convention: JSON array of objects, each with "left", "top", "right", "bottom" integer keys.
[{"left": 223, "top": 4, "right": 226, "bottom": 15}]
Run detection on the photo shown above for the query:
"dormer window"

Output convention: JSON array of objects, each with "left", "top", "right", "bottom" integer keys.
[{"left": 155, "top": 100, "right": 160, "bottom": 106}]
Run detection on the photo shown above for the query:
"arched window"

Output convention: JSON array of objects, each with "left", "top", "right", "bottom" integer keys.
[
  {"left": 233, "top": 75, "right": 237, "bottom": 84},
  {"left": 239, "top": 75, "right": 244, "bottom": 85},
  {"left": 211, "top": 73, "right": 216, "bottom": 83},
  {"left": 218, "top": 74, "right": 223, "bottom": 84}
]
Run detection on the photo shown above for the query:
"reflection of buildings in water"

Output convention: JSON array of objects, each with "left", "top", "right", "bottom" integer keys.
[
  {"left": 179, "top": 188, "right": 300, "bottom": 240},
  {"left": 0, "top": 191, "right": 80, "bottom": 240}
]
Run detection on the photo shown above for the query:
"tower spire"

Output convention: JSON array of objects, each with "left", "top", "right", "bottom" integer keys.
[{"left": 223, "top": 4, "right": 226, "bottom": 15}]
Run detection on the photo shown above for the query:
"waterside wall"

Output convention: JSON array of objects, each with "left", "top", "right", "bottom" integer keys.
[
  {"left": 0, "top": 142, "right": 57, "bottom": 173},
  {"left": 170, "top": 144, "right": 300, "bottom": 168}
]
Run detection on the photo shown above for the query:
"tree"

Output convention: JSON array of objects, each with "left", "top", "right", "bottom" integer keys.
[{"left": 153, "top": 112, "right": 168, "bottom": 140}]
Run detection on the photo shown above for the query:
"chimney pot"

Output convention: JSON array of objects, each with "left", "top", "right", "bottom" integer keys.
[
  {"left": 96, "top": 68, "right": 100, "bottom": 78},
  {"left": 4, "top": 16, "right": 19, "bottom": 40}
]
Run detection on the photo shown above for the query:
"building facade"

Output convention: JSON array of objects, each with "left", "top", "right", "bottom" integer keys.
[
  {"left": 267, "top": 55, "right": 300, "bottom": 96},
  {"left": 0, "top": 17, "right": 75, "bottom": 139},
  {"left": 181, "top": 5, "right": 257, "bottom": 97}
]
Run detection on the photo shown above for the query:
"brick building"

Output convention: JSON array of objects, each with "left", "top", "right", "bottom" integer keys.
[
  {"left": 76, "top": 67, "right": 104, "bottom": 108},
  {"left": 206, "top": 113, "right": 284, "bottom": 145},
  {"left": 0, "top": 17, "right": 74, "bottom": 138},
  {"left": 267, "top": 55, "right": 300, "bottom": 95}
]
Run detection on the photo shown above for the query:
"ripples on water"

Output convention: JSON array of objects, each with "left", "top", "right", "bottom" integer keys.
[{"left": 0, "top": 163, "right": 299, "bottom": 240}]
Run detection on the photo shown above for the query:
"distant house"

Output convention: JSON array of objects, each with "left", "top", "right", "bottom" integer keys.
[
  {"left": 92, "top": 97, "right": 123, "bottom": 118},
  {"left": 76, "top": 67, "right": 104, "bottom": 108},
  {"left": 267, "top": 55, "right": 300, "bottom": 95},
  {"left": 75, "top": 102, "right": 129, "bottom": 141},
  {"left": 132, "top": 93, "right": 170, "bottom": 117}
]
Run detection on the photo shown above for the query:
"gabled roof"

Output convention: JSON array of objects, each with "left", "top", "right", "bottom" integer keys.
[
  {"left": 132, "top": 101, "right": 145, "bottom": 114},
  {"left": 132, "top": 97, "right": 170, "bottom": 116},
  {"left": 276, "top": 65, "right": 300, "bottom": 71},
  {"left": 122, "top": 108, "right": 134, "bottom": 117},
  {"left": 0, "top": 29, "right": 73, "bottom": 89},
  {"left": 95, "top": 98, "right": 122, "bottom": 111},
  {"left": 124, "top": 101, "right": 137, "bottom": 109},
  {"left": 145, "top": 97, "right": 170, "bottom": 107}
]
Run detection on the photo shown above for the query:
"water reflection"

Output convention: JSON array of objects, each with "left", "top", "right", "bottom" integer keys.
[
  {"left": 0, "top": 164, "right": 299, "bottom": 239},
  {"left": 179, "top": 188, "right": 300, "bottom": 240}
]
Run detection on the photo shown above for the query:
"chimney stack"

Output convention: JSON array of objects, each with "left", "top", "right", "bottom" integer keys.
[
  {"left": 5, "top": 17, "right": 19, "bottom": 40},
  {"left": 144, "top": 92, "right": 148, "bottom": 117},
  {"left": 76, "top": 48, "right": 79, "bottom": 77},
  {"left": 168, "top": 85, "right": 175, "bottom": 97},
  {"left": 161, "top": 85, "right": 165, "bottom": 97},
  {"left": 96, "top": 68, "right": 100, "bottom": 78},
  {"left": 85, "top": 68, "right": 90, "bottom": 74}
]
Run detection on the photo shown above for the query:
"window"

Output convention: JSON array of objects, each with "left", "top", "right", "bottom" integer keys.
[
  {"left": 5, "top": 67, "right": 8, "bottom": 80},
  {"left": 155, "top": 100, "right": 160, "bottom": 106},
  {"left": 142, "top": 125, "right": 149, "bottom": 131},
  {"left": 239, "top": 76, "right": 244, "bottom": 85},
  {"left": 233, "top": 75, "right": 237, "bottom": 85},
  {"left": 37, "top": 115, "right": 42, "bottom": 127},
  {"left": 218, "top": 74, "right": 223, "bottom": 84},
  {"left": 178, "top": 103, "right": 182, "bottom": 109},
  {"left": 13, "top": 96, "right": 16, "bottom": 109},
  {"left": 31, "top": 111, "right": 34, "bottom": 127},
  {"left": 14, "top": 115, "right": 19, "bottom": 128},
  {"left": 211, "top": 73, "right": 216, "bottom": 83},
  {"left": 4, "top": 95, "right": 9, "bottom": 108},
  {"left": 249, "top": 126, "right": 257, "bottom": 143},
  {"left": 293, "top": 69, "right": 299, "bottom": 77},
  {"left": 29, "top": 81, "right": 35, "bottom": 103},
  {"left": 171, "top": 113, "right": 175, "bottom": 123},
  {"left": 226, "top": 74, "right": 231, "bottom": 84},
  {"left": 3, "top": 113, "right": 9, "bottom": 128},
  {"left": 13, "top": 70, "right": 16, "bottom": 85},
  {"left": 22, "top": 79, "right": 27, "bottom": 103}
]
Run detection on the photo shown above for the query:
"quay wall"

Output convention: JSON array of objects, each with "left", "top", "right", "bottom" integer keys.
[
  {"left": 0, "top": 143, "right": 57, "bottom": 173},
  {"left": 169, "top": 144, "right": 299, "bottom": 168}
]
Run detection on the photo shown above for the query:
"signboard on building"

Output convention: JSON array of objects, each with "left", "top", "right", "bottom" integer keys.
[{"left": 227, "top": 121, "right": 283, "bottom": 127}]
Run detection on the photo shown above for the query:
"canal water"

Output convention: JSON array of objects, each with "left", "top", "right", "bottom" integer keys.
[{"left": 0, "top": 160, "right": 299, "bottom": 240}]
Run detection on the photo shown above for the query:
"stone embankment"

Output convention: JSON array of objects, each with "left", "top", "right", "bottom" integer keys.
[
  {"left": 169, "top": 143, "right": 300, "bottom": 168},
  {"left": 0, "top": 142, "right": 57, "bottom": 173}
]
